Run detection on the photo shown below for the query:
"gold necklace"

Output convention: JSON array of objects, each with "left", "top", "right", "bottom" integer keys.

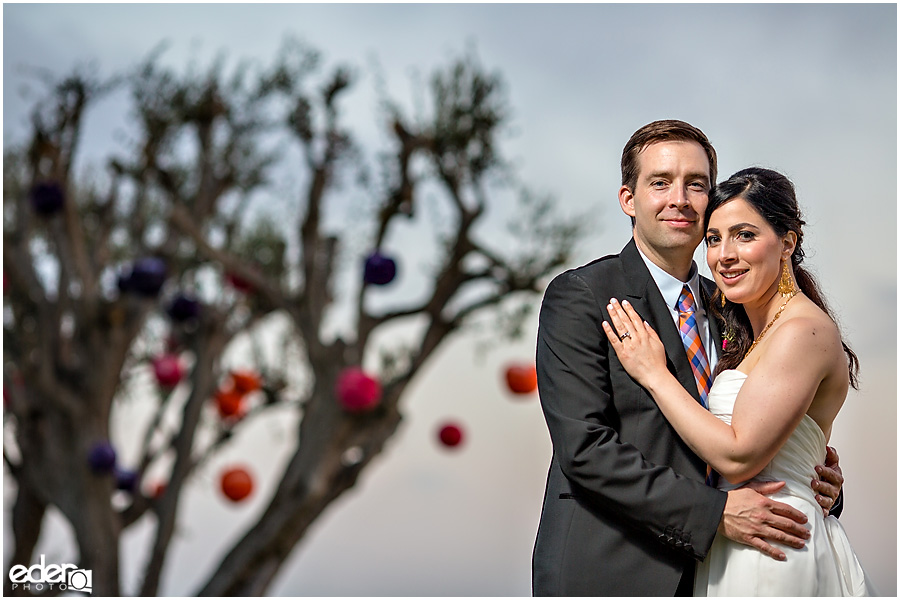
[{"left": 744, "top": 292, "right": 798, "bottom": 359}]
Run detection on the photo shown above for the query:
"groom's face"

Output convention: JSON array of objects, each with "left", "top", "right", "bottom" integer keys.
[{"left": 619, "top": 140, "right": 710, "bottom": 265}]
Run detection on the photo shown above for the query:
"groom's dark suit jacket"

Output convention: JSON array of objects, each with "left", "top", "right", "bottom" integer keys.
[{"left": 532, "top": 239, "right": 728, "bottom": 596}]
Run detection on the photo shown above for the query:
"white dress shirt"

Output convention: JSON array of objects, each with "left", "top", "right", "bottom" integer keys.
[{"left": 635, "top": 245, "right": 719, "bottom": 372}]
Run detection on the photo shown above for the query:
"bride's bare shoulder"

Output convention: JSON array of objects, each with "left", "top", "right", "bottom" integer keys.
[{"left": 769, "top": 302, "right": 844, "bottom": 367}]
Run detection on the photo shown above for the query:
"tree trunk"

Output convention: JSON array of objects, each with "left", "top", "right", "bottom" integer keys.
[{"left": 196, "top": 381, "right": 404, "bottom": 596}]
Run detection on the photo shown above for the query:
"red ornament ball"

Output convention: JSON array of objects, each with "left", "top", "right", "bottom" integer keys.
[
  {"left": 505, "top": 364, "right": 538, "bottom": 395},
  {"left": 226, "top": 271, "right": 255, "bottom": 293},
  {"left": 220, "top": 467, "right": 254, "bottom": 502},
  {"left": 153, "top": 355, "right": 184, "bottom": 388},
  {"left": 438, "top": 423, "right": 464, "bottom": 448},
  {"left": 335, "top": 367, "right": 382, "bottom": 412},
  {"left": 148, "top": 480, "right": 167, "bottom": 500}
]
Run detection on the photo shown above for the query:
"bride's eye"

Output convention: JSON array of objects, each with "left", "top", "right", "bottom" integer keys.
[
  {"left": 706, "top": 234, "right": 720, "bottom": 245},
  {"left": 737, "top": 230, "right": 755, "bottom": 241}
]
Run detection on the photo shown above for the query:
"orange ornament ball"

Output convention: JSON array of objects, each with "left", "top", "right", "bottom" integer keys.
[
  {"left": 230, "top": 370, "right": 262, "bottom": 394},
  {"left": 438, "top": 423, "right": 464, "bottom": 448},
  {"left": 505, "top": 364, "right": 538, "bottom": 395},
  {"left": 220, "top": 467, "right": 254, "bottom": 502},
  {"left": 215, "top": 387, "right": 245, "bottom": 419}
]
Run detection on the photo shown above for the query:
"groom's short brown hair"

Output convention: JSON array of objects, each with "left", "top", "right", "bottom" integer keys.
[{"left": 620, "top": 120, "right": 718, "bottom": 194}]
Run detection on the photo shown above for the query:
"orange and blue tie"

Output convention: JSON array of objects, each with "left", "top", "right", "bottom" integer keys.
[
  {"left": 677, "top": 285, "right": 712, "bottom": 409},
  {"left": 677, "top": 285, "right": 716, "bottom": 485}
]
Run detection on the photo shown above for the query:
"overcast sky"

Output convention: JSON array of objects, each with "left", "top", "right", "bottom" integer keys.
[{"left": 3, "top": 3, "right": 896, "bottom": 596}]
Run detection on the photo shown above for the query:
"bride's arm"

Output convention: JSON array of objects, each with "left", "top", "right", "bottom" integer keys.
[{"left": 603, "top": 298, "right": 833, "bottom": 484}]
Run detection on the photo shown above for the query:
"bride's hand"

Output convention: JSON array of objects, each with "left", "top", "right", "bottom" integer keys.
[{"left": 602, "top": 298, "right": 668, "bottom": 388}]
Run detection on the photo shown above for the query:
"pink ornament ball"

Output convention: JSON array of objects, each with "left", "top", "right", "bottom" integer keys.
[
  {"left": 152, "top": 355, "right": 184, "bottom": 388},
  {"left": 438, "top": 423, "right": 464, "bottom": 448},
  {"left": 335, "top": 367, "right": 382, "bottom": 412}
]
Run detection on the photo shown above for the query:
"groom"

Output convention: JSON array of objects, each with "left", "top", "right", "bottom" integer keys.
[{"left": 531, "top": 120, "right": 843, "bottom": 596}]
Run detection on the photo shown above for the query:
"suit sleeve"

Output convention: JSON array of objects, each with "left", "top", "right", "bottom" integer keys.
[{"left": 536, "top": 271, "right": 727, "bottom": 560}]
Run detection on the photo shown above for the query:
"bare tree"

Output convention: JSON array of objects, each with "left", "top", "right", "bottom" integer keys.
[{"left": 3, "top": 38, "right": 583, "bottom": 596}]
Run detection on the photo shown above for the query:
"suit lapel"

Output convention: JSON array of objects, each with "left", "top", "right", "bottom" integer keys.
[
  {"left": 619, "top": 241, "right": 702, "bottom": 404},
  {"left": 700, "top": 276, "right": 723, "bottom": 350}
]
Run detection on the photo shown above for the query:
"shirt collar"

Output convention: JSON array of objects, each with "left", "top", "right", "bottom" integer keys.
[{"left": 635, "top": 244, "right": 704, "bottom": 312}]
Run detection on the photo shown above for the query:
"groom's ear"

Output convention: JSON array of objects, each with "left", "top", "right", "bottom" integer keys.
[{"left": 618, "top": 185, "right": 636, "bottom": 218}]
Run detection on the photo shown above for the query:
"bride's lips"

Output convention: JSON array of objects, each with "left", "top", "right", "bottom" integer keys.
[{"left": 719, "top": 269, "right": 748, "bottom": 283}]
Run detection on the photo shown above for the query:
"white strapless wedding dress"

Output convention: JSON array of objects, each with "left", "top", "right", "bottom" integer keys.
[{"left": 694, "top": 370, "right": 875, "bottom": 596}]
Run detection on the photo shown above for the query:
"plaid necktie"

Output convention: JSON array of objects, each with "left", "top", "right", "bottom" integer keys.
[
  {"left": 676, "top": 285, "right": 712, "bottom": 409},
  {"left": 677, "top": 285, "right": 717, "bottom": 486}
]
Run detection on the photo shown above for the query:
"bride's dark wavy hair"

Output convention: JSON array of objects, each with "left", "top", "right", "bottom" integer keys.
[{"left": 705, "top": 167, "right": 860, "bottom": 389}]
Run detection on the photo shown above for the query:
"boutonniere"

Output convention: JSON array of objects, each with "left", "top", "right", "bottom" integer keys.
[{"left": 722, "top": 325, "right": 736, "bottom": 351}]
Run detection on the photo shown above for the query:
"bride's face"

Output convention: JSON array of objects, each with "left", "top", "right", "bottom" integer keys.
[{"left": 705, "top": 197, "right": 794, "bottom": 309}]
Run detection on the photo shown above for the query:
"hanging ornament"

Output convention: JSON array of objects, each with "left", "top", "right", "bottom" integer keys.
[
  {"left": 230, "top": 370, "right": 262, "bottom": 395},
  {"left": 152, "top": 354, "right": 184, "bottom": 388},
  {"left": 220, "top": 467, "right": 254, "bottom": 502},
  {"left": 114, "top": 468, "right": 138, "bottom": 492},
  {"left": 167, "top": 294, "right": 201, "bottom": 322},
  {"left": 505, "top": 364, "right": 538, "bottom": 395},
  {"left": 335, "top": 367, "right": 382, "bottom": 412},
  {"left": 165, "top": 332, "right": 182, "bottom": 353},
  {"left": 29, "top": 181, "right": 66, "bottom": 216},
  {"left": 363, "top": 252, "right": 397, "bottom": 286},
  {"left": 87, "top": 441, "right": 117, "bottom": 473},
  {"left": 117, "top": 270, "right": 135, "bottom": 293},
  {"left": 147, "top": 480, "right": 167, "bottom": 500},
  {"left": 215, "top": 387, "right": 245, "bottom": 419},
  {"left": 226, "top": 271, "right": 255, "bottom": 293},
  {"left": 120, "top": 257, "right": 167, "bottom": 297},
  {"left": 438, "top": 422, "right": 465, "bottom": 448}
]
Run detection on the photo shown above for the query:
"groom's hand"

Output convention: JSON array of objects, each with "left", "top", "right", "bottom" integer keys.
[
  {"left": 719, "top": 482, "right": 810, "bottom": 561},
  {"left": 813, "top": 445, "right": 843, "bottom": 515}
]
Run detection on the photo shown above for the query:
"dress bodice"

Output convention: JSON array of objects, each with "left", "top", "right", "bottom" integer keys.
[
  {"left": 696, "top": 370, "right": 874, "bottom": 596},
  {"left": 707, "top": 369, "right": 826, "bottom": 499}
]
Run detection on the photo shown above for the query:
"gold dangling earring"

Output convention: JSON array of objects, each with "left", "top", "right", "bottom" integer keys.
[
  {"left": 778, "top": 260, "right": 795, "bottom": 296},
  {"left": 720, "top": 292, "right": 726, "bottom": 308}
]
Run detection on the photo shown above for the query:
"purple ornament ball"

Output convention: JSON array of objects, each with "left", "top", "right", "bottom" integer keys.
[
  {"left": 115, "top": 468, "right": 139, "bottom": 492},
  {"left": 29, "top": 182, "right": 66, "bottom": 216},
  {"left": 129, "top": 257, "right": 168, "bottom": 297},
  {"left": 363, "top": 252, "right": 397, "bottom": 286},
  {"left": 167, "top": 294, "right": 201, "bottom": 322},
  {"left": 87, "top": 441, "right": 117, "bottom": 473}
]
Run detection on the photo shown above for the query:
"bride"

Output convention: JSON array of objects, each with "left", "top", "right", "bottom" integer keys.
[{"left": 602, "top": 167, "right": 874, "bottom": 596}]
